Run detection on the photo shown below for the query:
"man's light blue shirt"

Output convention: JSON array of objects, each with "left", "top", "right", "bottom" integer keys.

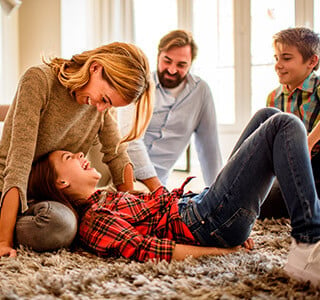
[{"left": 118, "top": 71, "right": 222, "bottom": 186}]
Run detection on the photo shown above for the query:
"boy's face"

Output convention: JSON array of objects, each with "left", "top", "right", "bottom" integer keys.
[{"left": 273, "top": 42, "right": 318, "bottom": 91}]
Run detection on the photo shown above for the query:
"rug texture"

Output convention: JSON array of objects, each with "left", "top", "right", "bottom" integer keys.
[{"left": 1, "top": 218, "right": 320, "bottom": 299}]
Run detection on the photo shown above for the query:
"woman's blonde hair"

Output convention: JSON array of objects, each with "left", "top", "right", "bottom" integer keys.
[{"left": 44, "top": 42, "right": 154, "bottom": 143}]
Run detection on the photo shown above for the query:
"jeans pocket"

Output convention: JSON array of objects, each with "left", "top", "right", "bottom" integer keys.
[
  {"left": 209, "top": 207, "right": 256, "bottom": 247},
  {"left": 179, "top": 199, "right": 206, "bottom": 236}
]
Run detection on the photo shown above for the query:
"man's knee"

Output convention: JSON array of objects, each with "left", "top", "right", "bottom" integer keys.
[{"left": 15, "top": 201, "right": 77, "bottom": 252}]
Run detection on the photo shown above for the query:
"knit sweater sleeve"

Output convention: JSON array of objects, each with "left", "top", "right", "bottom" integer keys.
[
  {"left": 0, "top": 67, "right": 49, "bottom": 212},
  {"left": 98, "top": 108, "right": 132, "bottom": 186}
]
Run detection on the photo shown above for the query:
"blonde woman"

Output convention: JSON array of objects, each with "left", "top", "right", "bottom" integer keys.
[{"left": 0, "top": 42, "right": 153, "bottom": 257}]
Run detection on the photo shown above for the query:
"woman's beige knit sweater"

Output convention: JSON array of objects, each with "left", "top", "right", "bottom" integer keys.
[{"left": 0, "top": 65, "right": 131, "bottom": 213}]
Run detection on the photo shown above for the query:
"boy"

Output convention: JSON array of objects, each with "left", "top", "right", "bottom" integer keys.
[{"left": 260, "top": 27, "right": 320, "bottom": 219}]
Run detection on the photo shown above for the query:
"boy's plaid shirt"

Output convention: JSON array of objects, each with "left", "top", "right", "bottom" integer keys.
[
  {"left": 267, "top": 71, "right": 320, "bottom": 159},
  {"left": 78, "top": 177, "right": 198, "bottom": 262}
]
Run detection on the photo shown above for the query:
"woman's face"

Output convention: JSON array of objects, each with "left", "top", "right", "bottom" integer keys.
[
  {"left": 49, "top": 150, "right": 100, "bottom": 199},
  {"left": 74, "top": 62, "right": 128, "bottom": 112}
]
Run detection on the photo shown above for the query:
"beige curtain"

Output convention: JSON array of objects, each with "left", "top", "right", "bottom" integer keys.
[
  {"left": 0, "top": 0, "right": 22, "bottom": 15},
  {"left": 89, "top": 0, "right": 134, "bottom": 46},
  {"left": 103, "top": 0, "right": 134, "bottom": 43}
]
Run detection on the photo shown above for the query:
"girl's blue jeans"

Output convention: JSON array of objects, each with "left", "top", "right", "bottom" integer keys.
[{"left": 179, "top": 107, "right": 320, "bottom": 246}]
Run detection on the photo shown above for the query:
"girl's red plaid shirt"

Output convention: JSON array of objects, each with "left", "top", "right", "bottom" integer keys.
[{"left": 78, "top": 177, "right": 199, "bottom": 262}]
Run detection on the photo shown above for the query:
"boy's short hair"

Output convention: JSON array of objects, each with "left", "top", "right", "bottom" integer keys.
[{"left": 273, "top": 27, "right": 320, "bottom": 70}]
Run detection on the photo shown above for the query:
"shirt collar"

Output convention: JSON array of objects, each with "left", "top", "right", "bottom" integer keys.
[
  {"left": 281, "top": 71, "right": 318, "bottom": 95},
  {"left": 74, "top": 189, "right": 103, "bottom": 216},
  {"left": 87, "top": 189, "right": 103, "bottom": 205}
]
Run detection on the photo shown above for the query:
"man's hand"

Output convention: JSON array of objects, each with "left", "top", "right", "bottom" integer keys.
[{"left": 141, "top": 176, "right": 162, "bottom": 192}]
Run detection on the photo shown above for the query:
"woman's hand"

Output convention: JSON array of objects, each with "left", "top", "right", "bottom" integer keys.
[
  {"left": 116, "top": 163, "right": 134, "bottom": 192},
  {"left": 0, "top": 187, "right": 20, "bottom": 258},
  {"left": 0, "top": 242, "right": 16, "bottom": 257}
]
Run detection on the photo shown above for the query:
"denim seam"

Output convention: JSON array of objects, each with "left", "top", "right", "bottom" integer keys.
[{"left": 284, "top": 121, "right": 312, "bottom": 222}]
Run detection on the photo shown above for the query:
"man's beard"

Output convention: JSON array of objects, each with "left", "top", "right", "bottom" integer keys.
[{"left": 158, "top": 69, "right": 186, "bottom": 88}]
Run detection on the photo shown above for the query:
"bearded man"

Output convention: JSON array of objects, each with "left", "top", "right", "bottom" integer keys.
[{"left": 116, "top": 30, "right": 222, "bottom": 191}]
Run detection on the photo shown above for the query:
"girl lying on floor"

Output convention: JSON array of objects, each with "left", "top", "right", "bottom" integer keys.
[{"left": 27, "top": 108, "right": 320, "bottom": 286}]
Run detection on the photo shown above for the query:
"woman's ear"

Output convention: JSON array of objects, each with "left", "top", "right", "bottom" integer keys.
[
  {"left": 56, "top": 180, "right": 70, "bottom": 190},
  {"left": 89, "top": 62, "right": 103, "bottom": 74}
]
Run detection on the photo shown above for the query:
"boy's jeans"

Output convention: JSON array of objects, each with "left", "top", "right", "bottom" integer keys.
[
  {"left": 15, "top": 201, "right": 77, "bottom": 251},
  {"left": 179, "top": 108, "right": 320, "bottom": 247}
]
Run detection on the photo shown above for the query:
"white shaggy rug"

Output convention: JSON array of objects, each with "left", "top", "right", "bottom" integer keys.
[{"left": 1, "top": 219, "right": 320, "bottom": 299}]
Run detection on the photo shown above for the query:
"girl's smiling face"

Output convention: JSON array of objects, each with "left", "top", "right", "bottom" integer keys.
[
  {"left": 74, "top": 62, "right": 128, "bottom": 112},
  {"left": 49, "top": 150, "right": 100, "bottom": 199},
  {"left": 273, "top": 43, "right": 318, "bottom": 91}
]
